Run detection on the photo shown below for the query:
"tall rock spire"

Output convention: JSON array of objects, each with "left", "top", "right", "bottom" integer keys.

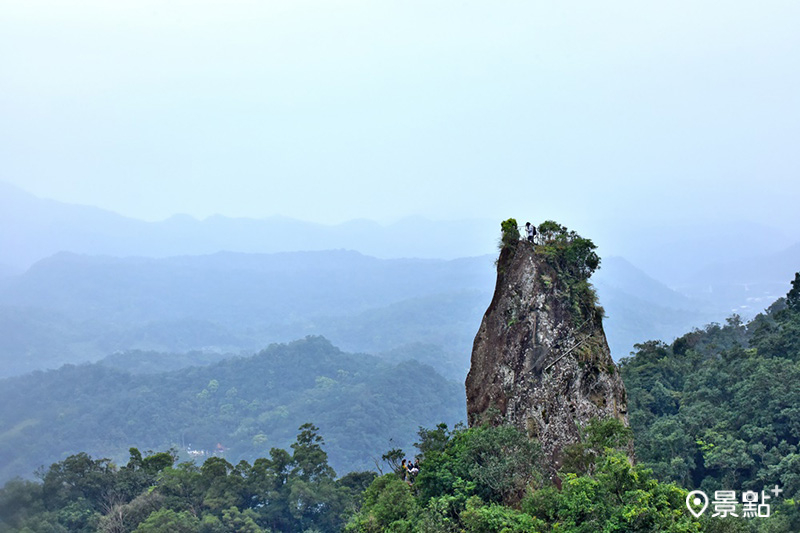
[{"left": 465, "top": 220, "right": 631, "bottom": 473}]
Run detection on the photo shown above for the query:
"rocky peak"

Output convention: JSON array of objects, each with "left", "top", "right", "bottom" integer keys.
[{"left": 465, "top": 220, "right": 631, "bottom": 473}]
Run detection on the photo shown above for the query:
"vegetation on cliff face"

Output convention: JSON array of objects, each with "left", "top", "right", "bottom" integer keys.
[
  {"left": 499, "top": 218, "right": 602, "bottom": 323},
  {"left": 535, "top": 221, "right": 600, "bottom": 280},
  {"left": 535, "top": 220, "right": 602, "bottom": 324}
]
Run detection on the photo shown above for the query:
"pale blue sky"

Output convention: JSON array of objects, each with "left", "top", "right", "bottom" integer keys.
[{"left": 2, "top": 1, "right": 798, "bottom": 236}]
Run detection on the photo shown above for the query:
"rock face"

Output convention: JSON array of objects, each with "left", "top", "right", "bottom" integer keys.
[{"left": 465, "top": 239, "right": 630, "bottom": 473}]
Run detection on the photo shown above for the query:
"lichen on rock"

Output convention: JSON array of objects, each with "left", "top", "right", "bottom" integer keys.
[{"left": 465, "top": 220, "right": 632, "bottom": 475}]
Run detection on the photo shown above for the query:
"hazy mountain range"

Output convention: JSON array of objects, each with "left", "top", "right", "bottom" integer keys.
[
  {"left": 0, "top": 181, "right": 497, "bottom": 273},
  {"left": 1, "top": 181, "right": 798, "bottom": 380}
]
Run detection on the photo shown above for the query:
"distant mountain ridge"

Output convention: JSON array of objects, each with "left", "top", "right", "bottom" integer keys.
[
  {"left": 0, "top": 181, "right": 497, "bottom": 271},
  {"left": 4, "top": 180, "right": 797, "bottom": 320},
  {"left": 1, "top": 249, "right": 495, "bottom": 325}
]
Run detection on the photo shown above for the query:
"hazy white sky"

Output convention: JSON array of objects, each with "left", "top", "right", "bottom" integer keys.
[{"left": 2, "top": 1, "right": 798, "bottom": 230}]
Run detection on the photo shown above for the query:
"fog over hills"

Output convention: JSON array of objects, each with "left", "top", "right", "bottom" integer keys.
[
  {"left": 3, "top": 180, "right": 798, "bottom": 298},
  {"left": 676, "top": 242, "right": 800, "bottom": 316},
  {"left": 0, "top": 250, "right": 494, "bottom": 378},
  {"left": 3, "top": 251, "right": 493, "bottom": 324},
  {"left": 596, "top": 218, "right": 796, "bottom": 288},
  {"left": 1, "top": 181, "right": 796, "bottom": 377},
  {"left": 0, "top": 249, "right": 724, "bottom": 379}
]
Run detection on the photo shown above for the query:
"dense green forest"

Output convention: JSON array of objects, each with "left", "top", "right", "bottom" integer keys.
[
  {"left": 0, "top": 337, "right": 463, "bottom": 484},
  {"left": 620, "top": 273, "right": 800, "bottom": 505},
  {"left": 0, "top": 417, "right": 778, "bottom": 532}
]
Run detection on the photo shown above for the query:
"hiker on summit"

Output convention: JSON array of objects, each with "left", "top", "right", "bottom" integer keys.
[{"left": 525, "top": 222, "right": 536, "bottom": 244}]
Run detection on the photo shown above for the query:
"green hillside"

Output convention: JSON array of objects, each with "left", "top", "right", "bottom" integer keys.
[
  {"left": 0, "top": 337, "right": 464, "bottom": 484},
  {"left": 621, "top": 273, "right": 800, "bottom": 502}
]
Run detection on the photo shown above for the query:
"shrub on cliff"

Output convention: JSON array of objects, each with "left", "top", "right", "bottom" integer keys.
[
  {"left": 499, "top": 218, "right": 521, "bottom": 251},
  {"left": 536, "top": 220, "right": 600, "bottom": 280},
  {"left": 534, "top": 220, "right": 601, "bottom": 323}
]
